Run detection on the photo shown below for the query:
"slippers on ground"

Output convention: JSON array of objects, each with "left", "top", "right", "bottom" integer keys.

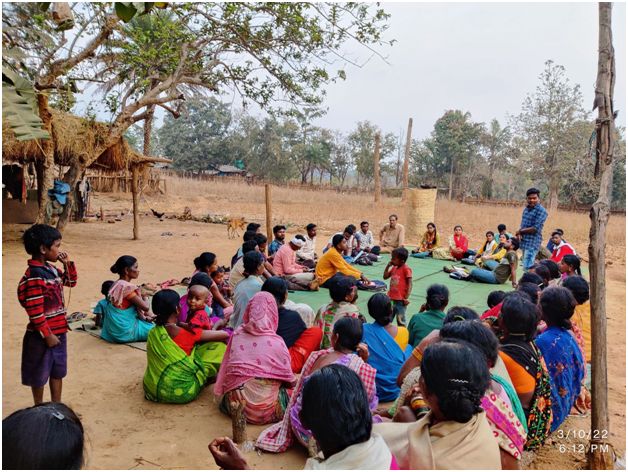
[{"left": 67, "top": 312, "right": 88, "bottom": 323}]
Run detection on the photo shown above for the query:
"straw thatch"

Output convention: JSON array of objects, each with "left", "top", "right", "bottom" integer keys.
[
  {"left": 2, "top": 110, "right": 164, "bottom": 171},
  {"left": 405, "top": 188, "right": 438, "bottom": 243}
]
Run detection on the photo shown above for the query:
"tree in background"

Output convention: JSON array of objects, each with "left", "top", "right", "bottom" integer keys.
[
  {"left": 3, "top": 2, "right": 392, "bottom": 231},
  {"left": 511, "top": 60, "right": 589, "bottom": 212},
  {"left": 158, "top": 97, "right": 232, "bottom": 173},
  {"left": 558, "top": 120, "right": 599, "bottom": 208},
  {"left": 288, "top": 107, "right": 328, "bottom": 184},
  {"left": 117, "top": 11, "right": 185, "bottom": 156},
  {"left": 348, "top": 121, "right": 397, "bottom": 186},
  {"left": 611, "top": 128, "right": 626, "bottom": 209},
  {"left": 480, "top": 119, "right": 513, "bottom": 199},
  {"left": 430, "top": 110, "right": 483, "bottom": 200},
  {"left": 329, "top": 131, "right": 352, "bottom": 187}
]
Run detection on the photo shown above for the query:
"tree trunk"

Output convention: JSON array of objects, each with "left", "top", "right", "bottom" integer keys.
[
  {"left": 142, "top": 79, "right": 158, "bottom": 156},
  {"left": 56, "top": 162, "right": 83, "bottom": 232},
  {"left": 35, "top": 94, "right": 55, "bottom": 225},
  {"left": 448, "top": 155, "right": 455, "bottom": 200},
  {"left": 487, "top": 163, "right": 494, "bottom": 199},
  {"left": 373, "top": 133, "right": 382, "bottom": 203},
  {"left": 132, "top": 165, "right": 140, "bottom": 240},
  {"left": 402, "top": 118, "right": 412, "bottom": 202},
  {"left": 143, "top": 106, "right": 155, "bottom": 155},
  {"left": 547, "top": 173, "right": 560, "bottom": 213},
  {"left": 587, "top": 3, "right": 615, "bottom": 469},
  {"left": 395, "top": 131, "right": 402, "bottom": 186}
]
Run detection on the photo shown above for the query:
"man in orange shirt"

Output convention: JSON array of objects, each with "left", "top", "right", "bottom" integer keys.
[{"left": 316, "top": 234, "right": 369, "bottom": 288}]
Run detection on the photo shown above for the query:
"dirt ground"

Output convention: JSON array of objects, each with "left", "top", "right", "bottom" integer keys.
[{"left": 2, "top": 198, "right": 625, "bottom": 469}]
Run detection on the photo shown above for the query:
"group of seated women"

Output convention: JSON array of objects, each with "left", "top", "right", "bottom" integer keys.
[
  {"left": 411, "top": 222, "right": 513, "bottom": 265},
  {"left": 94, "top": 224, "right": 590, "bottom": 468}
]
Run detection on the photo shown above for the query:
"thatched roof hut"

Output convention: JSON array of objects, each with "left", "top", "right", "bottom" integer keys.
[
  {"left": 2, "top": 110, "right": 169, "bottom": 170},
  {"left": 3, "top": 110, "right": 170, "bottom": 239}
]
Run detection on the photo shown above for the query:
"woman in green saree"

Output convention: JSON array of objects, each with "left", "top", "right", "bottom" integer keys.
[{"left": 143, "top": 289, "right": 228, "bottom": 404}]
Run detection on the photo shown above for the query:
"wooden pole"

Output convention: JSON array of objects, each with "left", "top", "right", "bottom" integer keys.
[
  {"left": 373, "top": 132, "right": 382, "bottom": 203},
  {"left": 265, "top": 184, "right": 272, "bottom": 238},
  {"left": 587, "top": 3, "right": 615, "bottom": 469},
  {"left": 21, "top": 165, "right": 27, "bottom": 203},
  {"left": 402, "top": 118, "right": 413, "bottom": 202},
  {"left": 132, "top": 165, "right": 140, "bottom": 240}
]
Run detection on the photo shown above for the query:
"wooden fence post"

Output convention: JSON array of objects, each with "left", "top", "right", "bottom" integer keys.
[
  {"left": 265, "top": 184, "right": 272, "bottom": 238},
  {"left": 402, "top": 118, "right": 413, "bottom": 202},
  {"left": 373, "top": 132, "right": 382, "bottom": 203},
  {"left": 587, "top": 2, "right": 615, "bottom": 469},
  {"left": 132, "top": 165, "right": 139, "bottom": 240}
]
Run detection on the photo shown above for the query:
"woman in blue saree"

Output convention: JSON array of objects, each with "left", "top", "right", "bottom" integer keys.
[
  {"left": 535, "top": 287, "right": 585, "bottom": 432},
  {"left": 101, "top": 255, "right": 154, "bottom": 343},
  {"left": 362, "top": 293, "right": 412, "bottom": 402}
]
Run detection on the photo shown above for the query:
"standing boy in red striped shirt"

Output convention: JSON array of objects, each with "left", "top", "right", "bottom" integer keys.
[{"left": 18, "top": 224, "right": 77, "bottom": 405}]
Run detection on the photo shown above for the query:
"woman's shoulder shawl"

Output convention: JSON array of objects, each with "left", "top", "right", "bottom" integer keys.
[
  {"left": 482, "top": 387, "right": 527, "bottom": 459},
  {"left": 491, "top": 372, "right": 528, "bottom": 433},
  {"left": 375, "top": 411, "right": 500, "bottom": 470},
  {"left": 108, "top": 279, "right": 138, "bottom": 307}
]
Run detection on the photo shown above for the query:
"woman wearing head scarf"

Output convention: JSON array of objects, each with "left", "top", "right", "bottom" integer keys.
[{"left": 215, "top": 292, "right": 296, "bottom": 425}]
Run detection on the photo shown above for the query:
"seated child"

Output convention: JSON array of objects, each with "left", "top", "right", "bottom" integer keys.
[
  {"left": 184, "top": 275, "right": 230, "bottom": 335},
  {"left": 93, "top": 280, "right": 114, "bottom": 328},
  {"left": 211, "top": 267, "right": 233, "bottom": 318},
  {"left": 186, "top": 285, "right": 213, "bottom": 331},
  {"left": 178, "top": 272, "right": 213, "bottom": 324},
  {"left": 154, "top": 289, "right": 229, "bottom": 356}
]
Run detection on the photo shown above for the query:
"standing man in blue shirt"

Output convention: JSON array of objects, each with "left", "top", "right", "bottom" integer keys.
[{"left": 516, "top": 187, "right": 548, "bottom": 270}]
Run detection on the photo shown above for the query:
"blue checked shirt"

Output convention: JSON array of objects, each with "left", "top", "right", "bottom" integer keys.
[
  {"left": 519, "top": 204, "right": 548, "bottom": 251},
  {"left": 268, "top": 239, "right": 284, "bottom": 256}
]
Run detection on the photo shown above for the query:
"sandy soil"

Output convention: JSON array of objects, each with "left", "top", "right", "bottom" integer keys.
[{"left": 2, "top": 209, "right": 625, "bottom": 469}]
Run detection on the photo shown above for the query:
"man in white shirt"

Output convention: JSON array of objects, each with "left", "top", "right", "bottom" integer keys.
[
  {"left": 355, "top": 221, "right": 380, "bottom": 261},
  {"left": 323, "top": 225, "right": 356, "bottom": 259},
  {"left": 296, "top": 223, "right": 318, "bottom": 269}
]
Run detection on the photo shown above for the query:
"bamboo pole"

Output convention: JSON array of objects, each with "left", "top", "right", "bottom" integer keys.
[
  {"left": 402, "top": 118, "right": 413, "bottom": 202},
  {"left": 265, "top": 184, "right": 272, "bottom": 238},
  {"left": 132, "top": 165, "right": 139, "bottom": 240},
  {"left": 587, "top": 3, "right": 615, "bottom": 469},
  {"left": 373, "top": 132, "right": 382, "bottom": 203}
]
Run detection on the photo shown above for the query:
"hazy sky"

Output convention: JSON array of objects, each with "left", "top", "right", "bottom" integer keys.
[{"left": 311, "top": 2, "right": 627, "bottom": 140}]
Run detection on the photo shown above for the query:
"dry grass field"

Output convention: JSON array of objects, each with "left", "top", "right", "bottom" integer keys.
[{"left": 135, "top": 174, "right": 626, "bottom": 262}]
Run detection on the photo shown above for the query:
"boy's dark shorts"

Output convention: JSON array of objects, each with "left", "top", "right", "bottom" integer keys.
[
  {"left": 21, "top": 331, "right": 67, "bottom": 388},
  {"left": 392, "top": 300, "right": 408, "bottom": 324}
]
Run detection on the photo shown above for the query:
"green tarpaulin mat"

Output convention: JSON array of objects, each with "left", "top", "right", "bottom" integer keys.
[{"left": 288, "top": 255, "right": 525, "bottom": 322}]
